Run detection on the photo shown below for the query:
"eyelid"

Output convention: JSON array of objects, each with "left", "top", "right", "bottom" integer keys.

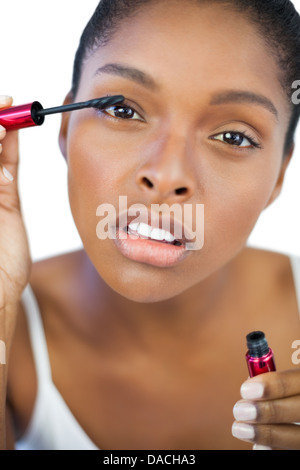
[{"left": 122, "top": 98, "right": 145, "bottom": 115}]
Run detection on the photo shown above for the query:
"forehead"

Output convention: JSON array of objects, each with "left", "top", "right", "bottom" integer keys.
[{"left": 81, "top": 1, "right": 289, "bottom": 121}]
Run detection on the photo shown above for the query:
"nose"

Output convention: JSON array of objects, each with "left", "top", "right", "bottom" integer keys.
[{"left": 135, "top": 129, "right": 197, "bottom": 202}]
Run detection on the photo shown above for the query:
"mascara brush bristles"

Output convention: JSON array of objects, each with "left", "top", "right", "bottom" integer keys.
[{"left": 36, "top": 95, "right": 125, "bottom": 117}]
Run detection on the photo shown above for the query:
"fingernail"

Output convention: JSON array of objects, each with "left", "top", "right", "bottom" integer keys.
[
  {"left": 0, "top": 95, "right": 12, "bottom": 105},
  {"left": 233, "top": 402, "right": 257, "bottom": 421},
  {"left": 241, "top": 381, "right": 264, "bottom": 400},
  {"left": 232, "top": 422, "right": 255, "bottom": 440},
  {"left": 253, "top": 444, "right": 272, "bottom": 451},
  {"left": 0, "top": 125, "right": 5, "bottom": 133},
  {"left": 2, "top": 166, "right": 14, "bottom": 182}
]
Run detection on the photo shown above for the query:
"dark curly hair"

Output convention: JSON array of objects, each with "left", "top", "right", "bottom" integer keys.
[{"left": 71, "top": 0, "right": 300, "bottom": 158}]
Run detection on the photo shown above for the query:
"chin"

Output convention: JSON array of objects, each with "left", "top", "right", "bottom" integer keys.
[{"left": 100, "top": 261, "right": 194, "bottom": 304}]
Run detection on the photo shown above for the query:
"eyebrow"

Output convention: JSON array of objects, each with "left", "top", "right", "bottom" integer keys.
[
  {"left": 94, "top": 63, "right": 279, "bottom": 120},
  {"left": 210, "top": 90, "right": 278, "bottom": 120},
  {"left": 94, "top": 63, "right": 159, "bottom": 91}
]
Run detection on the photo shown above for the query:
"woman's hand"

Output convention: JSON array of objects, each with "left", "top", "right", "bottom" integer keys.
[
  {"left": 0, "top": 95, "right": 32, "bottom": 449},
  {"left": 0, "top": 95, "right": 32, "bottom": 313},
  {"left": 232, "top": 369, "right": 300, "bottom": 450}
]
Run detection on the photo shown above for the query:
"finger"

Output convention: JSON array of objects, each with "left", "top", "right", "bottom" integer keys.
[
  {"left": 0, "top": 130, "right": 15, "bottom": 185},
  {"left": 0, "top": 95, "right": 13, "bottom": 111},
  {"left": 234, "top": 397, "right": 300, "bottom": 424},
  {"left": 240, "top": 369, "right": 300, "bottom": 401},
  {"left": 0, "top": 126, "right": 6, "bottom": 140},
  {"left": 0, "top": 96, "right": 20, "bottom": 184},
  {"left": 0, "top": 163, "right": 14, "bottom": 185},
  {"left": 0, "top": 128, "right": 21, "bottom": 210},
  {"left": 232, "top": 422, "right": 300, "bottom": 450},
  {"left": 1, "top": 127, "right": 19, "bottom": 167}
]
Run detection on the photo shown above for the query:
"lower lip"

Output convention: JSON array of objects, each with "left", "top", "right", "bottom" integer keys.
[{"left": 113, "top": 228, "right": 190, "bottom": 267}]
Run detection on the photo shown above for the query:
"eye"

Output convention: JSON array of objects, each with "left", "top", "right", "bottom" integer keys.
[
  {"left": 101, "top": 102, "right": 145, "bottom": 122},
  {"left": 210, "top": 131, "right": 261, "bottom": 149}
]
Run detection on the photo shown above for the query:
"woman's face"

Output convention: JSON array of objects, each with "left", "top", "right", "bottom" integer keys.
[{"left": 60, "top": 1, "right": 292, "bottom": 302}]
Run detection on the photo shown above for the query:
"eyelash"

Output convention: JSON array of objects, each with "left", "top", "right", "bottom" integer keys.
[{"left": 99, "top": 103, "right": 262, "bottom": 150}]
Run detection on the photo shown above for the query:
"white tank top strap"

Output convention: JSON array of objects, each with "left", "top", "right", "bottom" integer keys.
[
  {"left": 289, "top": 255, "right": 300, "bottom": 318},
  {"left": 21, "top": 283, "right": 52, "bottom": 382}
]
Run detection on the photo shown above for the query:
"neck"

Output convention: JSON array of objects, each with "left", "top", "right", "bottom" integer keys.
[{"left": 80, "top": 252, "right": 233, "bottom": 350}]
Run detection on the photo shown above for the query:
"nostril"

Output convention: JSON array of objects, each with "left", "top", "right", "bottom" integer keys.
[
  {"left": 142, "top": 177, "right": 154, "bottom": 188},
  {"left": 140, "top": 178, "right": 187, "bottom": 195},
  {"left": 175, "top": 187, "right": 187, "bottom": 195}
]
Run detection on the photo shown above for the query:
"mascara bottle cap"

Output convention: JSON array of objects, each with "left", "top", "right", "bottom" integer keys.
[{"left": 246, "top": 331, "right": 270, "bottom": 358}]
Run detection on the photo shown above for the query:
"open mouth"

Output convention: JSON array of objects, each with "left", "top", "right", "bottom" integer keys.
[
  {"left": 122, "top": 223, "right": 184, "bottom": 247},
  {"left": 113, "top": 218, "right": 191, "bottom": 268}
]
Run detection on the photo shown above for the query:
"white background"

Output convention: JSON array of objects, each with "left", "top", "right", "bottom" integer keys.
[{"left": 1, "top": 0, "right": 300, "bottom": 261}]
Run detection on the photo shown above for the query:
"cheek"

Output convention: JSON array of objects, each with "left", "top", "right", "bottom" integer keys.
[
  {"left": 203, "top": 162, "right": 278, "bottom": 259},
  {"left": 66, "top": 123, "right": 120, "bottom": 244}
]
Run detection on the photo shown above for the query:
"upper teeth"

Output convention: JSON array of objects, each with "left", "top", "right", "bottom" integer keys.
[{"left": 128, "top": 222, "right": 176, "bottom": 243}]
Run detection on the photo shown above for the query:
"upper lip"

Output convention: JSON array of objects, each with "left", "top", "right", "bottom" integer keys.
[{"left": 114, "top": 208, "right": 196, "bottom": 246}]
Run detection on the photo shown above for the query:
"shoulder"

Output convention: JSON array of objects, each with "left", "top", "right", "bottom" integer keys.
[
  {"left": 235, "top": 245, "right": 299, "bottom": 314},
  {"left": 29, "top": 248, "right": 86, "bottom": 299},
  {"left": 27, "top": 248, "right": 89, "bottom": 333},
  {"left": 241, "top": 244, "right": 292, "bottom": 264},
  {"left": 240, "top": 245, "right": 295, "bottom": 284}
]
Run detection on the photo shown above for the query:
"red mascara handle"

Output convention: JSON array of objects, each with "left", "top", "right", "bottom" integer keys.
[
  {"left": 246, "top": 348, "right": 276, "bottom": 377},
  {"left": 0, "top": 102, "right": 44, "bottom": 131}
]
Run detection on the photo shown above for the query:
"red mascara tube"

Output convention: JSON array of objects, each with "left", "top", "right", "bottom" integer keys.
[
  {"left": 0, "top": 102, "right": 45, "bottom": 131},
  {"left": 246, "top": 331, "right": 276, "bottom": 377}
]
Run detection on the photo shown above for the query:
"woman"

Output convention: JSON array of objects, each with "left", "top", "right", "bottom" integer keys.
[{"left": 1, "top": 0, "right": 300, "bottom": 450}]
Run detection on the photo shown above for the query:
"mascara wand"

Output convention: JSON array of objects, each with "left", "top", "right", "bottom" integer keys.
[{"left": 0, "top": 95, "right": 125, "bottom": 131}]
